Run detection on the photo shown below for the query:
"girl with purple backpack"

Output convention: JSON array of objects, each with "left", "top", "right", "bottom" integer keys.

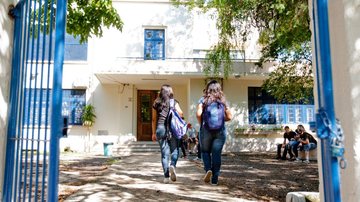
[
  {"left": 196, "top": 80, "right": 232, "bottom": 185},
  {"left": 152, "top": 84, "right": 184, "bottom": 183}
]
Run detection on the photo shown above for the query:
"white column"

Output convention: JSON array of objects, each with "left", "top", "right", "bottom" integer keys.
[
  {"left": 0, "top": 0, "right": 16, "bottom": 199},
  {"left": 327, "top": 1, "right": 360, "bottom": 201}
]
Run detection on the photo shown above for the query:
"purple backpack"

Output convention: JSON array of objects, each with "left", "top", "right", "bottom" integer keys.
[
  {"left": 202, "top": 101, "right": 225, "bottom": 132},
  {"left": 167, "top": 99, "right": 187, "bottom": 139}
]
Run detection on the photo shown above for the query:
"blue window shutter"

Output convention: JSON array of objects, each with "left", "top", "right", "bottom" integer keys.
[{"left": 144, "top": 29, "right": 165, "bottom": 60}]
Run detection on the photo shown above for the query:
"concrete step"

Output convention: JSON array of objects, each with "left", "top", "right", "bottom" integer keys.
[{"left": 114, "top": 141, "right": 160, "bottom": 155}]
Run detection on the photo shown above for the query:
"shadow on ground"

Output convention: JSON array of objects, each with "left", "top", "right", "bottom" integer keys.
[{"left": 59, "top": 152, "right": 318, "bottom": 202}]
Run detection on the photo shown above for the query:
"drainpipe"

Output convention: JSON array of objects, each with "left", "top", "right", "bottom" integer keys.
[{"left": 312, "top": 0, "right": 342, "bottom": 201}]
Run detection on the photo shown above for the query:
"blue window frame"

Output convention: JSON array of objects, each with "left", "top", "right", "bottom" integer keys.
[
  {"left": 29, "top": 33, "right": 87, "bottom": 61},
  {"left": 64, "top": 34, "right": 88, "bottom": 61},
  {"left": 24, "top": 89, "right": 86, "bottom": 126},
  {"left": 248, "top": 87, "right": 315, "bottom": 124},
  {"left": 144, "top": 29, "right": 165, "bottom": 60},
  {"left": 62, "top": 89, "right": 86, "bottom": 125}
]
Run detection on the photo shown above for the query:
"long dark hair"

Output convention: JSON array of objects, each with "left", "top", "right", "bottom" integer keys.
[
  {"left": 203, "top": 80, "right": 226, "bottom": 105},
  {"left": 153, "top": 84, "right": 174, "bottom": 110}
]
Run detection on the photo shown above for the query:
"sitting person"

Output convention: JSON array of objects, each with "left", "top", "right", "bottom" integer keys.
[
  {"left": 293, "top": 125, "right": 317, "bottom": 163},
  {"left": 187, "top": 123, "right": 198, "bottom": 154},
  {"left": 276, "top": 126, "right": 297, "bottom": 160}
]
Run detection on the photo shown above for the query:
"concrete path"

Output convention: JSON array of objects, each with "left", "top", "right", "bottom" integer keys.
[{"left": 61, "top": 153, "right": 252, "bottom": 202}]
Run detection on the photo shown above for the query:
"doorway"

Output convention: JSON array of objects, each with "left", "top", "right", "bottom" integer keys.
[{"left": 137, "top": 90, "right": 158, "bottom": 141}]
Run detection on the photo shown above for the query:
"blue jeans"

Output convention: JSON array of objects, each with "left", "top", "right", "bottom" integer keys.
[
  {"left": 199, "top": 127, "right": 226, "bottom": 183},
  {"left": 300, "top": 143, "right": 317, "bottom": 151},
  {"left": 156, "top": 125, "right": 179, "bottom": 178},
  {"left": 291, "top": 140, "right": 301, "bottom": 157}
]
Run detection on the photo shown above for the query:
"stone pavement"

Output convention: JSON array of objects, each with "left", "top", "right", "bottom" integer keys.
[{"left": 60, "top": 153, "right": 253, "bottom": 202}]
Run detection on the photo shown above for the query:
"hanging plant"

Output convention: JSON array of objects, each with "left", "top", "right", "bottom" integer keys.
[{"left": 81, "top": 104, "right": 96, "bottom": 127}]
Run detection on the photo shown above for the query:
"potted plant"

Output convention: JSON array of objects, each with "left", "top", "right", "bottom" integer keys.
[
  {"left": 82, "top": 104, "right": 96, "bottom": 127},
  {"left": 81, "top": 104, "right": 96, "bottom": 152}
]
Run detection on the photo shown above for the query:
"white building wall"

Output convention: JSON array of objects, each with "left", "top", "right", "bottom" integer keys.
[
  {"left": 0, "top": 0, "right": 16, "bottom": 198},
  {"left": 89, "top": 0, "right": 194, "bottom": 69},
  {"left": 325, "top": 1, "right": 360, "bottom": 201}
]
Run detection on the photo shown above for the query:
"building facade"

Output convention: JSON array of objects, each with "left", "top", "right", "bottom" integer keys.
[{"left": 56, "top": 0, "right": 315, "bottom": 153}]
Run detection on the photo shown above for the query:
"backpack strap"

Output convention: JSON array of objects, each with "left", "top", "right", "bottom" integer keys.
[
  {"left": 169, "top": 99, "right": 175, "bottom": 109},
  {"left": 164, "top": 99, "right": 175, "bottom": 140}
]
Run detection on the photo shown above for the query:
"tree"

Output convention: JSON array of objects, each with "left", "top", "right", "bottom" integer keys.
[
  {"left": 172, "top": 0, "right": 313, "bottom": 103},
  {"left": 35, "top": 0, "right": 123, "bottom": 43}
]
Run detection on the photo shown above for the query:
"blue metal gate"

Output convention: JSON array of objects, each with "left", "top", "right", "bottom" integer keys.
[{"left": 3, "top": 0, "right": 67, "bottom": 201}]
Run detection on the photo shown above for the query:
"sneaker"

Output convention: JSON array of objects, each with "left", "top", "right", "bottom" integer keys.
[
  {"left": 170, "top": 165, "right": 176, "bottom": 182},
  {"left": 193, "top": 157, "right": 201, "bottom": 161},
  {"left": 304, "top": 160, "right": 310, "bottom": 164},
  {"left": 295, "top": 158, "right": 302, "bottom": 162},
  {"left": 211, "top": 181, "right": 218, "bottom": 186},
  {"left": 288, "top": 157, "right": 296, "bottom": 161},
  {"left": 211, "top": 176, "right": 218, "bottom": 185},
  {"left": 203, "top": 170, "right": 212, "bottom": 183},
  {"left": 163, "top": 178, "right": 170, "bottom": 184}
]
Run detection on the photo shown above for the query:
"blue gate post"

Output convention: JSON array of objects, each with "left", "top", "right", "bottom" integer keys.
[
  {"left": 2, "top": 2, "right": 24, "bottom": 201},
  {"left": 312, "top": 0, "right": 342, "bottom": 201},
  {"left": 47, "top": 0, "right": 68, "bottom": 200}
]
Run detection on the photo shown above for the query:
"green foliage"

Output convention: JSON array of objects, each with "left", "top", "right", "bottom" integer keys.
[
  {"left": 172, "top": 0, "right": 313, "bottom": 103},
  {"left": 81, "top": 104, "right": 97, "bottom": 127},
  {"left": 67, "top": 0, "right": 123, "bottom": 43},
  {"left": 33, "top": 0, "right": 123, "bottom": 43},
  {"left": 262, "top": 57, "right": 314, "bottom": 104}
]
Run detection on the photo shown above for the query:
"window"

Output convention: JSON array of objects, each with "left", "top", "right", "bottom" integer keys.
[
  {"left": 248, "top": 87, "right": 277, "bottom": 124},
  {"left": 24, "top": 89, "right": 86, "bottom": 126},
  {"left": 28, "top": 33, "right": 87, "bottom": 61},
  {"left": 64, "top": 34, "right": 88, "bottom": 61},
  {"left": 287, "top": 106, "right": 295, "bottom": 123},
  {"left": 62, "top": 89, "right": 86, "bottom": 125},
  {"left": 306, "top": 107, "right": 315, "bottom": 122},
  {"left": 144, "top": 29, "right": 165, "bottom": 60},
  {"left": 248, "top": 87, "right": 315, "bottom": 125}
]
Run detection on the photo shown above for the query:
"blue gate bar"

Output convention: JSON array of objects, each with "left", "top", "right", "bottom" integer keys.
[
  {"left": 4, "top": 0, "right": 64, "bottom": 200},
  {"left": 48, "top": 0, "right": 67, "bottom": 200},
  {"left": 22, "top": 0, "right": 39, "bottom": 199},
  {"left": 15, "top": 0, "right": 30, "bottom": 200},
  {"left": 34, "top": 0, "right": 50, "bottom": 199},
  {"left": 33, "top": 0, "right": 47, "bottom": 199},
  {"left": 2, "top": 1, "right": 24, "bottom": 201},
  {"left": 42, "top": 0, "right": 56, "bottom": 199},
  {"left": 313, "top": 0, "right": 342, "bottom": 201},
  {"left": 13, "top": 0, "right": 28, "bottom": 200},
  {"left": 27, "top": 0, "right": 44, "bottom": 198}
]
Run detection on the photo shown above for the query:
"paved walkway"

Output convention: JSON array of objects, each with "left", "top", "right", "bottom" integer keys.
[{"left": 60, "top": 153, "right": 252, "bottom": 202}]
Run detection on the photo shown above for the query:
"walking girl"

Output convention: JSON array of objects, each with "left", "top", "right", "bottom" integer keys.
[
  {"left": 196, "top": 80, "right": 232, "bottom": 185},
  {"left": 152, "top": 84, "right": 184, "bottom": 183}
]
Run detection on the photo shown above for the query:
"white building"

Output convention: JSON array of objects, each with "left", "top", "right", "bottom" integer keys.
[
  {"left": 3, "top": 0, "right": 359, "bottom": 200},
  {"left": 56, "top": 0, "right": 316, "bottom": 153}
]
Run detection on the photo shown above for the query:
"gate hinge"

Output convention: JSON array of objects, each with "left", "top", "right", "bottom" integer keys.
[
  {"left": 8, "top": 1, "right": 24, "bottom": 20},
  {"left": 8, "top": 4, "right": 16, "bottom": 19},
  {"left": 315, "top": 108, "right": 331, "bottom": 139}
]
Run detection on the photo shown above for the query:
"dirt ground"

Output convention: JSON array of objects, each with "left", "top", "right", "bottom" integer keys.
[{"left": 58, "top": 152, "right": 319, "bottom": 201}]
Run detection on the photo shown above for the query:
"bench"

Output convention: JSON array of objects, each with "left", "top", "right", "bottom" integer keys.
[
  {"left": 298, "top": 148, "right": 317, "bottom": 161},
  {"left": 286, "top": 192, "right": 320, "bottom": 202}
]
